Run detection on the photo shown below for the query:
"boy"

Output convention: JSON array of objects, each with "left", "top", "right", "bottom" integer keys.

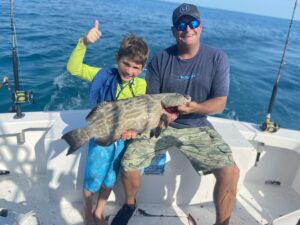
[{"left": 67, "top": 20, "right": 149, "bottom": 225}]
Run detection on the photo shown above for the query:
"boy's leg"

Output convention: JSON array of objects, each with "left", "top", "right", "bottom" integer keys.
[
  {"left": 93, "top": 186, "right": 111, "bottom": 225},
  {"left": 83, "top": 140, "right": 116, "bottom": 225},
  {"left": 83, "top": 188, "right": 96, "bottom": 225},
  {"left": 94, "top": 140, "right": 126, "bottom": 225}
]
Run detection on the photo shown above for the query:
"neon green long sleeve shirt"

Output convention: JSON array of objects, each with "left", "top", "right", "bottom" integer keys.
[
  {"left": 66, "top": 38, "right": 146, "bottom": 100},
  {"left": 67, "top": 38, "right": 101, "bottom": 82}
]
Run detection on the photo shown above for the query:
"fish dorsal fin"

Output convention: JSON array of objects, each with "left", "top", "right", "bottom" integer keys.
[{"left": 86, "top": 101, "right": 108, "bottom": 123}]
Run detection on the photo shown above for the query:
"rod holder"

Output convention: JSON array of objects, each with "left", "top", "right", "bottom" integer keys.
[{"left": 17, "top": 132, "right": 25, "bottom": 145}]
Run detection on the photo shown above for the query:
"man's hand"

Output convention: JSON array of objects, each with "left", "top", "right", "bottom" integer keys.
[
  {"left": 83, "top": 20, "right": 102, "bottom": 46},
  {"left": 178, "top": 101, "right": 199, "bottom": 115}
]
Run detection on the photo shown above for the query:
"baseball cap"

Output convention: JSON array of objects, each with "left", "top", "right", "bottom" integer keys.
[{"left": 172, "top": 3, "right": 201, "bottom": 25}]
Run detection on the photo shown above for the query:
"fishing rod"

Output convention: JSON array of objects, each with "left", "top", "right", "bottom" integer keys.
[
  {"left": 9, "top": 0, "right": 34, "bottom": 118},
  {"left": 261, "top": 0, "right": 298, "bottom": 133}
]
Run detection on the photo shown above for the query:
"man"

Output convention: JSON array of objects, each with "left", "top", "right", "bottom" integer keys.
[{"left": 112, "top": 3, "right": 240, "bottom": 225}]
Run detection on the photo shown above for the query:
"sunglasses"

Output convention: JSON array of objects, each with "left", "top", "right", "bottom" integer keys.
[{"left": 175, "top": 19, "right": 200, "bottom": 31}]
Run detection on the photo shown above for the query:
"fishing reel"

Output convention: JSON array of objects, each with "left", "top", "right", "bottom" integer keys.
[
  {"left": 1, "top": 76, "right": 35, "bottom": 104},
  {"left": 1, "top": 76, "right": 35, "bottom": 116},
  {"left": 12, "top": 90, "right": 35, "bottom": 104},
  {"left": 9, "top": 90, "right": 35, "bottom": 117},
  {"left": 261, "top": 117, "right": 280, "bottom": 133}
]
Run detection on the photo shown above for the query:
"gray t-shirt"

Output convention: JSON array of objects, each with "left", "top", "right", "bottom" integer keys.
[{"left": 145, "top": 44, "right": 230, "bottom": 128}]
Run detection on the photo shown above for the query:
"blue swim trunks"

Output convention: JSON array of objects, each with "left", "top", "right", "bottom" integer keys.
[{"left": 83, "top": 139, "right": 126, "bottom": 193}]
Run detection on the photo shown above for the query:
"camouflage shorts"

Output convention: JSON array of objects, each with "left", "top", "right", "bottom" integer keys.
[{"left": 122, "top": 126, "right": 235, "bottom": 174}]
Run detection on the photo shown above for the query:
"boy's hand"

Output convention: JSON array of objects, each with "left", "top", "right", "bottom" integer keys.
[
  {"left": 121, "top": 129, "right": 138, "bottom": 140},
  {"left": 83, "top": 20, "right": 102, "bottom": 46}
]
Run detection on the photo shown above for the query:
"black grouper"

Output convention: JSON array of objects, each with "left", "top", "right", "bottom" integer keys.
[{"left": 62, "top": 93, "right": 191, "bottom": 155}]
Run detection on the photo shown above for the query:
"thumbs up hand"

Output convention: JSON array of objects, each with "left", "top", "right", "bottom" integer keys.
[{"left": 83, "top": 20, "right": 102, "bottom": 46}]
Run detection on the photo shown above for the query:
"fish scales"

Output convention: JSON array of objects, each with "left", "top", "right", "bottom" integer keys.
[{"left": 62, "top": 93, "right": 191, "bottom": 155}]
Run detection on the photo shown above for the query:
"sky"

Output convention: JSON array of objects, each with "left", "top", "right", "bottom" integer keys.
[{"left": 165, "top": 0, "right": 300, "bottom": 21}]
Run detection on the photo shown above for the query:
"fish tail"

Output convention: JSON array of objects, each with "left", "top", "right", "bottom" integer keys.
[{"left": 61, "top": 128, "right": 89, "bottom": 155}]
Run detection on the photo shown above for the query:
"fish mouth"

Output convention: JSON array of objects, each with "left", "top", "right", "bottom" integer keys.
[{"left": 164, "top": 106, "right": 179, "bottom": 114}]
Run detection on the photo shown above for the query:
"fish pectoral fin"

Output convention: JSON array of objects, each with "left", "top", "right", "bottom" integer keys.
[
  {"left": 150, "top": 114, "right": 169, "bottom": 138},
  {"left": 150, "top": 127, "right": 162, "bottom": 138},
  {"left": 150, "top": 129, "right": 155, "bottom": 138},
  {"left": 160, "top": 114, "right": 169, "bottom": 128}
]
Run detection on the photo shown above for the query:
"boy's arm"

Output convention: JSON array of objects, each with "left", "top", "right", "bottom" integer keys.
[{"left": 67, "top": 38, "right": 101, "bottom": 82}]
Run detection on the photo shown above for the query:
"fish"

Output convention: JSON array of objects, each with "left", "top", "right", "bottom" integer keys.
[{"left": 62, "top": 93, "right": 191, "bottom": 155}]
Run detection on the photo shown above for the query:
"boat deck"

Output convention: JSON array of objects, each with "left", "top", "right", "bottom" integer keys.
[{"left": 1, "top": 174, "right": 300, "bottom": 225}]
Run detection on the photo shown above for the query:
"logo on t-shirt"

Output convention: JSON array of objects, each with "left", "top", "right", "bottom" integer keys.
[{"left": 180, "top": 74, "right": 196, "bottom": 80}]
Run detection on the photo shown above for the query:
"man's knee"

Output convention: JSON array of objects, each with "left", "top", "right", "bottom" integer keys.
[
  {"left": 122, "top": 170, "right": 141, "bottom": 181},
  {"left": 227, "top": 165, "right": 240, "bottom": 186},
  {"left": 121, "top": 170, "right": 142, "bottom": 193},
  {"left": 229, "top": 165, "right": 240, "bottom": 181},
  {"left": 214, "top": 165, "right": 240, "bottom": 182},
  {"left": 216, "top": 165, "right": 240, "bottom": 198}
]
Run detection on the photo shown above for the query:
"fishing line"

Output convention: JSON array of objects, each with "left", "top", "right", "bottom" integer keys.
[{"left": 261, "top": 0, "right": 298, "bottom": 133}]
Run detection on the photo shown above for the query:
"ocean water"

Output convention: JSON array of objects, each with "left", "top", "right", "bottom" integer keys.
[{"left": 0, "top": 0, "right": 299, "bottom": 130}]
